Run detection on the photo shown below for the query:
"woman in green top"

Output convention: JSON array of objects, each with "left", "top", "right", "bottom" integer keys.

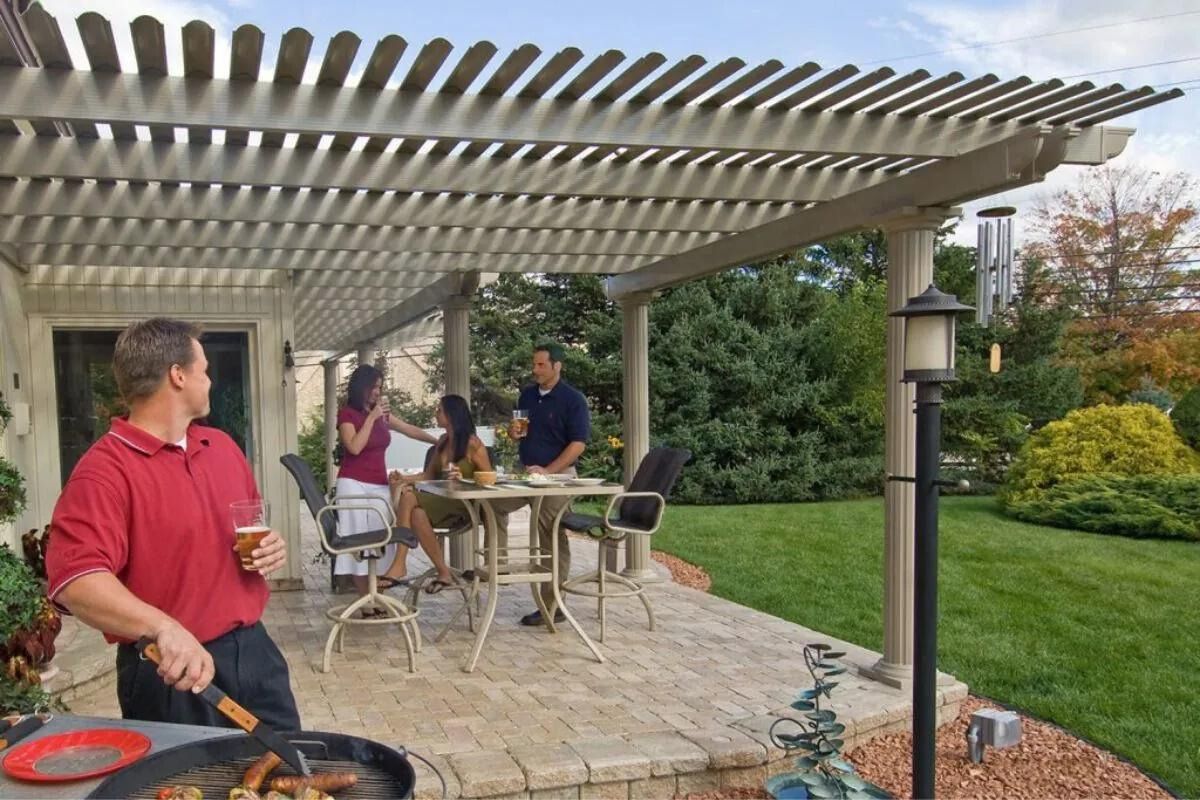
[{"left": 393, "top": 394, "right": 492, "bottom": 593}]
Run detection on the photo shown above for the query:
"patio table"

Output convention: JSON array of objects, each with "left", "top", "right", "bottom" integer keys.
[{"left": 417, "top": 478, "right": 624, "bottom": 672}]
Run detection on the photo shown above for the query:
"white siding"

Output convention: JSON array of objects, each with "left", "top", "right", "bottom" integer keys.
[{"left": 15, "top": 265, "right": 305, "bottom": 583}]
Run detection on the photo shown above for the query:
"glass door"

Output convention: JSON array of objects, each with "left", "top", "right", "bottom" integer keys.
[{"left": 52, "top": 329, "right": 254, "bottom": 484}]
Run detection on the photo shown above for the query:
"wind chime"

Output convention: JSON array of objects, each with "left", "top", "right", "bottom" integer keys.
[
  {"left": 976, "top": 207, "right": 1017, "bottom": 373},
  {"left": 975, "top": 206, "right": 1017, "bottom": 326}
]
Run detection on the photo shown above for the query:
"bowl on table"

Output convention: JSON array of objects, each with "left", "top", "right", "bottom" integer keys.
[{"left": 475, "top": 471, "right": 497, "bottom": 487}]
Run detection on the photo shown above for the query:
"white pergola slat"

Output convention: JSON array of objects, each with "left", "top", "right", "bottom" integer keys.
[
  {"left": 2, "top": 217, "right": 720, "bottom": 257},
  {"left": 0, "top": 181, "right": 800, "bottom": 233},
  {"left": 0, "top": 135, "right": 901, "bottom": 203},
  {"left": 0, "top": 2, "right": 1183, "bottom": 350},
  {"left": 0, "top": 66, "right": 1165, "bottom": 162}
]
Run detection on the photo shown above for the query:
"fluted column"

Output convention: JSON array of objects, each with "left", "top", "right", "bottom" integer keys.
[
  {"left": 443, "top": 294, "right": 473, "bottom": 569},
  {"left": 323, "top": 359, "right": 339, "bottom": 493},
  {"left": 869, "top": 206, "right": 959, "bottom": 688},
  {"left": 620, "top": 292, "right": 658, "bottom": 581}
]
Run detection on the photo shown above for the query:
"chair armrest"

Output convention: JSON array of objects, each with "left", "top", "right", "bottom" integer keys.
[
  {"left": 603, "top": 491, "right": 666, "bottom": 536},
  {"left": 331, "top": 493, "right": 397, "bottom": 526},
  {"left": 315, "top": 501, "right": 394, "bottom": 554}
]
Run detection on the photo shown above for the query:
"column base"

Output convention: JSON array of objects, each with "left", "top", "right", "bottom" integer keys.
[
  {"left": 620, "top": 566, "right": 665, "bottom": 583},
  {"left": 862, "top": 657, "right": 913, "bottom": 690}
]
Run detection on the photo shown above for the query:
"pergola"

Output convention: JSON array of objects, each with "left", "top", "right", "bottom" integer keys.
[{"left": 0, "top": 1, "right": 1181, "bottom": 686}]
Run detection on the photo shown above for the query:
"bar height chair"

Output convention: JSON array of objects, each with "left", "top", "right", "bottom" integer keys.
[
  {"left": 280, "top": 454, "right": 423, "bottom": 673},
  {"left": 559, "top": 447, "right": 691, "bottom": 641}
]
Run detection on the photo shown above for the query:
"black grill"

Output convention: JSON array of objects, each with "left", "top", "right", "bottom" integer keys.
[{"left": 88, "top": 731, "right": 415, "bottom": 799}]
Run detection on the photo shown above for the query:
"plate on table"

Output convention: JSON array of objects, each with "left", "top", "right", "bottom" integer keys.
[
  {"left": 568, "top": 478, "right": 607, "bottom": 486},
  {"left": 2, "top": 728, "right": 151, "bottom": 782}
]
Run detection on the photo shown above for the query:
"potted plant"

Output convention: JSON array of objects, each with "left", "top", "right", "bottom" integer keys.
[
  {"left": 765, "top": 644, "right": 890, "bottom": 799},
  {"left": 0, "top": 545, "right": 61, "bottom": 691},
  {"left": 0, "top": 391, "right": 12, "bottom": 433}
]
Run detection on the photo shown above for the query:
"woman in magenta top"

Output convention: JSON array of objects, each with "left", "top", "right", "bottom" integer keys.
[{"left": 335, "top": 364, "right": 438, "bottom": 600}]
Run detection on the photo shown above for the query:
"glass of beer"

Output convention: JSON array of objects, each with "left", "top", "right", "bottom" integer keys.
[
  {"left": 231, "top": 499, "right": 270, "bottom": 571},
  {"left": 511, "top": 409, "right": 529, "bottom": 438}
]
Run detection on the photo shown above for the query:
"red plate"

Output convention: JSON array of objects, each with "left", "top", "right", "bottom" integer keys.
[{"left": 2, "top": 728, "right": 152, "bottom": 782}]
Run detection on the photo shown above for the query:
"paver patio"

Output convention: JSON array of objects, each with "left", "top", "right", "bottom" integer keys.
[{"left": 68, "top": 511, "right": 966, "bottom": 798}]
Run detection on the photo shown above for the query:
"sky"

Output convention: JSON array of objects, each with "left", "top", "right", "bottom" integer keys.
[{"left": 34, "top": 0, "right": 1200, "bottom": 247}]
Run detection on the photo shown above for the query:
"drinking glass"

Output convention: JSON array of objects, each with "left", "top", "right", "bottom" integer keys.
[
  {"left": 231, "top": 499, "right": 270, "bottom": 571},
  {"left": 511, "top": 409, "right": 529, "bottom": 439}
]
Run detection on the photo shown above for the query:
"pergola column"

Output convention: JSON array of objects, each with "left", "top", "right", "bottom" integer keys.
[
  {"left": 323, "top": 359, "right": 339, "bottom": 493},
  {"left": 869, "top": 206, "right": 959, "bottom": 688},
  {"left": 620, "top": 292, "right": 658, "bottom": 581},
  {"left": 356, "top": 343, "right": 374, "bottom": 368},
  {"left": 442, "top": 294, "right": 473, "bottom": 569}
]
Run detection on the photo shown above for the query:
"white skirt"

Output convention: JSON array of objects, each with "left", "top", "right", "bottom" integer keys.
[{"left": 332, "top": 477, "right": 399, "bottom": 577}]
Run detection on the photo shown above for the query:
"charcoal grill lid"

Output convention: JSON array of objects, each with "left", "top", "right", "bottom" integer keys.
[{"left": 87, "top": 730, "right": 415, "bottom": 799}]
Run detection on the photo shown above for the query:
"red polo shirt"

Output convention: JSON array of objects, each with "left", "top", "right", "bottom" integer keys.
[{"left": 46, "top": 417, "right": 269, "bottom": 645}]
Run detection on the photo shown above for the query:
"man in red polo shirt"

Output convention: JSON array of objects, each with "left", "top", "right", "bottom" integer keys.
[{"left": 45, "top": 318, "right": 300, "bottom": 730}]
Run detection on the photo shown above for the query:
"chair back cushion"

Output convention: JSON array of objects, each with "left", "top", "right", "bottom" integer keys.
[
  {"left": 619, "top": 447, "right": 691, "bottom": 529},
  {"left": 280, "top": 454, "right": 338, "bottom": 541}
]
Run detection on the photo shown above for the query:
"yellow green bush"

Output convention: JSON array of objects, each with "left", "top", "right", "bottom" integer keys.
[{"left": 1000, "top": 404, "right": 1200, "bottom": 507}]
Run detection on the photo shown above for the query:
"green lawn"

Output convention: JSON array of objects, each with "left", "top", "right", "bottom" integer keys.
[{"left": 650, "top": 496, "right": 1199, "bottom": 797}]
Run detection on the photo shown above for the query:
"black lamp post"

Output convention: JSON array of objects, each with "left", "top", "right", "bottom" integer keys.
[{"left": 890, "top": 284, "right": 973, "bottom": 800}]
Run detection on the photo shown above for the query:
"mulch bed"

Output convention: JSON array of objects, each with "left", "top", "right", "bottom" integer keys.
[{"left": 656, "top": 553, "right": 1170, "bottom": 800}]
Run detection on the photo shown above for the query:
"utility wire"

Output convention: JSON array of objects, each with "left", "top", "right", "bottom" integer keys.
[
  {"left": 1058, "top": 56, "right": 1200, "bottom": 79},
  {"left": 860, "top": 10, "right": 1200, "bottom": 66}
]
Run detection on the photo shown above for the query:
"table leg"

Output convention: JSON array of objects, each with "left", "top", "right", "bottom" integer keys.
[
  {"left": 528, "top": 496, "right": 556, "bottom": 633},
  {"left": 464, "top": 499, "right": 501, "bottom": 673},
  {"left": 549, "top": 503, "right": 604, "bottom": 663}
]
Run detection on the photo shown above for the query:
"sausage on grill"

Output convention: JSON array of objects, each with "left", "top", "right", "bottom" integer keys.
[
  {"left": 269, "top": 772, "right": 358, "bottom": 794},
  {"left": 242, "top": 751, "right": 282, "bottom": 791}
]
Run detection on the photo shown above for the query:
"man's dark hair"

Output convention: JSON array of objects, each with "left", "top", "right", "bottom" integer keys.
[
  {"left": 535, "top": 342, "right": 565, "bottom": 365},
  {"left": 112, "top": 318, "right": 203, "bottom": 403},
  {"left": 346, "top": 364, "right": 384, "bottom": 413}
]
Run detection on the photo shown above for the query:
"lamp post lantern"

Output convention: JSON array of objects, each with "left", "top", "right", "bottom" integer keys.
[{"left": 890, "top": 284, "right": 973, "bottom": 800}]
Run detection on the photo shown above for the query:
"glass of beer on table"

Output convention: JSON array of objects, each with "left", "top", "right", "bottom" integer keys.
[
  {"left": 231, "top": 499, "right": 270, "bottom": 571},
  {"left": 511, "top": 409, "right": 529, "bottom": 438}
]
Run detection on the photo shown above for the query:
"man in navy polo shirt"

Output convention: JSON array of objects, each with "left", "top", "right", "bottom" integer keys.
[
  {"left": 494, "top": 342, "right": 591, "bottom": 626},
  {"left": 46, "top": 318, "right": 300, "bottom": 730}
]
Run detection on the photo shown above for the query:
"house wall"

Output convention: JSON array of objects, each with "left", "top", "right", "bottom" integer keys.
[{"left": 10, "top": 265, "right": 303, "bottom": 586}]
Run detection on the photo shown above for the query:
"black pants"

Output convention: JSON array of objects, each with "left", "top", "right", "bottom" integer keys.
[{"left": 116, "top": 622, "right": 301, "bottom": 731}]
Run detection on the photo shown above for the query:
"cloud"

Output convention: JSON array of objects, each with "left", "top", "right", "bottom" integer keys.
[
  {"left": 903, "top": 0, "right": 1200, "bottom": 248},
  {"left": 903, "top": 0, "right": 1200, "bottom": 82}
]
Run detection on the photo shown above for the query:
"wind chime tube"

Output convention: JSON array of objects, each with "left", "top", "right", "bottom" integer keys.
[
  {"left": 1003, "top": 218, "right": 1015, "bottom": 307},
  {"left": 983, "top": 223, "right": 994, "bottom": 323},
  {"left": 975, "top": 224, "right": 987, "bottom": 325}
]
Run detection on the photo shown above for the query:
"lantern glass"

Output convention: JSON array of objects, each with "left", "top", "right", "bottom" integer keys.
[{"left": 903, "top": 315, "right": 955, "bottom": 373}]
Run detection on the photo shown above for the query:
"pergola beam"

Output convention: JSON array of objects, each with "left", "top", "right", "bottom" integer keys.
[
  {"left": 327, "top": 273, "right": 474, "bottom": 358},
  {"left": 2, "top": 216, "right": 720, "bottom": 257},
  {"left": 19, "top": 243, "right": 646, "bottom": 274},
  {"left": 607, "top": 129, "right": 1068, "bottom": 298},
  {"left": 0, "top": 135, "right": 889, "bottom": 204},
  {"left": 0, "top": 65, "right": 1036, "bottom": 159},
  {"left": 0, "top": 181, "right": 797, "bottom": 233}
]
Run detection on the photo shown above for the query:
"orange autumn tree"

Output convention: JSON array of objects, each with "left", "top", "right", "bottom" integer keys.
[{"left": 1023, "top": 165, "right": 1200, "bottom": 403}]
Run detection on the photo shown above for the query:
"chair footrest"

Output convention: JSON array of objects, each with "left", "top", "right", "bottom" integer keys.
[{"left": 562, "top": 571, "right": 646, "bottom": 600}]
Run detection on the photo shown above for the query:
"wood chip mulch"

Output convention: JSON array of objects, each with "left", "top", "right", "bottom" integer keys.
[
  {"left": 847, "top": 695, "right": 1171, "bottom": 800},
  {"left": 651, "top": 549, "right": 712, "bottom": 591},
  {"left": 656, "top": 554, "right": 1171, "bottom": 800}
]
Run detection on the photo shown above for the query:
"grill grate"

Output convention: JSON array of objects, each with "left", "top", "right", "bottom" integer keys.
[{"left": 129, "top": 755, "right": 407, "bottom": 800}]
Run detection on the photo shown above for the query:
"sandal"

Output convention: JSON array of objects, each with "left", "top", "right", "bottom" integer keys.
[
  {"left": 359, "top": 607, "right": 388, "bottom": 619},
  {"left": 424, "top": 577, "right": 458, "bottom": 595},
  {"left": 377, "top": 576, "right": 411, "bottom": 591}
]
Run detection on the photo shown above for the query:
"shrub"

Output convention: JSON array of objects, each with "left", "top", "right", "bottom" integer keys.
[
  {"left": 1000, "top": 404, "right": 1200, "bottom": 507},
  {"left": 1007, "top": 474, "right": 1200, "bottom": 541},
  {"left": 1128, "top": 377, "right": 1174, "bottom": 412},
  {"left": 0, "top": 456, "right": 27, "bottom": 525},
  {"left": 297, "top": 410, "right": 329, "bottom": 489},
  {"left": 1173, "top": 385, "right": 1200, "bottom": 449}
]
